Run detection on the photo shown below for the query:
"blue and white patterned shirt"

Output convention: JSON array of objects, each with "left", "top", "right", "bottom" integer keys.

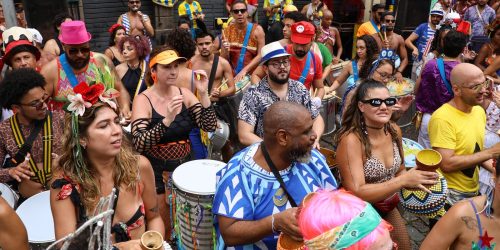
[
  {"left": 414, "top": 23, "right": 436, "bottom": 61},
  {"left": 464, "top": 5, "right": 496, "bottom": 37},
  {"left": 238, "top": 76, "right": 320, "bottom": 138},
  {"left": 213, "top": 143, "right": 338, "bottom": 249}
]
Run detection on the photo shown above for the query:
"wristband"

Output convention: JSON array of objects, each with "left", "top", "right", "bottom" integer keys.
[{"left": 271, "top": 214, "right": 277, "bottom": 233}]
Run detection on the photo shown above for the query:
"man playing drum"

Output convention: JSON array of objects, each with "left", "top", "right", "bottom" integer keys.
[
  {"left": 371, "top": 12, "right": 408, "bottom": 83},
  {"left": 221, "top": 0, "right": 265, "bottom": 83},
  {"left": 0, "top": 69, "right": 64, "bottom": 200},
  {"left": 191, "top": 31, "right": 238, "bottom": 161},
  {"left": 213, "top": 101, "right": 337, "bottom": 249},
  {"left": 238, "top": 41, "right": 324, "bottom": 149}
]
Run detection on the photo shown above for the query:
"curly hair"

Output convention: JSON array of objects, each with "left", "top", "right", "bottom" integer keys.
[
  {"left": 57, "top": 102, "right": 140, "bottom": 214},
  {"left": 109, "top": 25, "right": 126, "bottom": 47},
  {"left": 0, "top": 68, "right": 45, "bottom": 109},
  {"left": 355, "top": 35, "right": 379, "bottom": 80},
  {"left": 164, "top": 28, "right": 196, "bottom": 60},
  {"left": 334, "top": 80, "right": 401, "bottom": 158},
  {"left": 430, "top": 24, "right": 452, "bottom": 56},
  {"left": 118, "top": 35, "right": 151, "bottom": 61}
]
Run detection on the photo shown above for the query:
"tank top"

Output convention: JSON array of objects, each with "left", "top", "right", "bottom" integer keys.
[
  {"left": 122, "top": 66, "right": 147, "bottom": 103},
  {"left": 52, "top": 53, "right": 101, "bottom": 110}
]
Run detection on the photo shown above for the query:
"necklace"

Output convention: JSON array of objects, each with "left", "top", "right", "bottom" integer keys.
[
  {"left": 366, "top": 124, "right": 384, "bottom": 130},
  {"left": 128, "top": 61, "right": 140, "bottom": 70}
]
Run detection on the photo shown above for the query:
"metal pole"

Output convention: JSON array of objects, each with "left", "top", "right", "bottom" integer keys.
[{"left": 1, "top": 0, "right": 18, "bottom": 28}]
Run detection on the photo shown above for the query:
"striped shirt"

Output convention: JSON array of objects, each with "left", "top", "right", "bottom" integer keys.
[{"left": 414, "top": 23, "right": 436, "bottom": 61}]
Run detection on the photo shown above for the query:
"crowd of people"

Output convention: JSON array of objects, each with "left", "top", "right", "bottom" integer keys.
[{"left": 0, "top": 0, "right": 498, "bottom": 249}]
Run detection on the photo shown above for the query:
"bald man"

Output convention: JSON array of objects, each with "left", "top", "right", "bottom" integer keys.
[
  {"left": 428, "top": 63, "right": 500, "bottom": 207},
  {"left": 213, "top": 101, "right": 337, "bottom": 249}
]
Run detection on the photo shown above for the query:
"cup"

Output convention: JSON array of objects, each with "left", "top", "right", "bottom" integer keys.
[
  {"left": 415, "top": 149, "right": 442, "bottom": 172},
  {"left": 140, "top": 231, "right": 164, "bottom": 250}
]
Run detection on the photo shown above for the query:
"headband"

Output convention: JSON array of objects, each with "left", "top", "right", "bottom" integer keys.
[
  {"left": 304, "top": 202, "right": 382, "bottom": 249},
  {"left": 108, "top": 24, "right": 124, "bottom": 34}
]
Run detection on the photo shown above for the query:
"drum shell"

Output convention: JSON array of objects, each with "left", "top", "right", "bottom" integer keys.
[
  {"left": 0, "top": 183, "right": 18, "bottom": 208},
  {"left": 16, "top": 191, "right": 55, "bottom": 247},
  {"left": 320, "top": 95, "right": 337, "bottom": 135},
  {"left": 209, "top": 119, "right": 230, "bottom": 150},
  {"left": 227, "top": 75, "right": 251, "bottom": 111},
  {"left": 173, "top": 187, "right": 215, "bottom": 250}
]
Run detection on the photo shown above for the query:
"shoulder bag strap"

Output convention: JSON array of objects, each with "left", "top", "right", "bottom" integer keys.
[
  {"left": 235, "top": 23, "right": 254, "bottom": 74},
  {"left": 436, "top": 58, "right": 453, "bottom": 94},
  {"left": 59, "top": 54, "right": 79, "bottom": 88},
  {"left": 9, "top": 115, "right": 44, "bottom": 166},
  {"left": 298, "top": 52, "right": 312, "bottom": 84},
  {"left": 208, "top": 55, "right": 220, "bottom": 94},
  {"left": 261, "top": 142, "right": 298, "bottom": 207}
]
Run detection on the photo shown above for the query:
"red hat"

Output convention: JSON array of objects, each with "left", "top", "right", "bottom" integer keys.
[
  {"left": 2, "top": 27, "right": 40, "bottom": 66},
  {"left": 291, "top": 21, "right": 315, "bottom": 45}
]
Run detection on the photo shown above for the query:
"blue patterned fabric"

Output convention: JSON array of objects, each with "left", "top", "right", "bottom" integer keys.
[{"left": 213, "top": 143, "right": 338, "bottom": 249}]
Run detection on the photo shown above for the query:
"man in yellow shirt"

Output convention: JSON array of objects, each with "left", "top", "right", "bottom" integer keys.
[
  {"left": 429, "top": 63, "right": 500, "bottom": 207},
  {"left": 356, "top": 4, "right": 385, "bottom": 37},
  {"left": 178, "top": 0, "right": 204, "bottom": 29}
]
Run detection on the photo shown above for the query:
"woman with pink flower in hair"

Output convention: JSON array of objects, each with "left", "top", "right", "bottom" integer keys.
[
  {"left": 296, "top": 189, "right": 395, "bottom": 250},
  {"left": 50, "top": 81, "right": 164, "bottom": 249}
]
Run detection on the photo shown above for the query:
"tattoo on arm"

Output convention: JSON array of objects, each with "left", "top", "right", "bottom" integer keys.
[{"left": 461, "top": 216, "right": 478, "bottom": 230}]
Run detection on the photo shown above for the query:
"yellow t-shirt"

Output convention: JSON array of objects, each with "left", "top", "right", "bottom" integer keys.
[
  {"left": 178, "top": 1, "right": 203, "bottom": 28},
  {"left": 429, "top": 104, "right": 486, "bottom": 193},
  {"left": 356, "top": 20, "right": 379, "bottom": 37},
  {"left": 263, "top": 0, "right": 293, "bottom": 21}
]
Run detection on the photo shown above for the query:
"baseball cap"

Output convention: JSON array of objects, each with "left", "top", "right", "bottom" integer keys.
[{"left": 290, "top": 21, "right": 315, "bottom": 45}]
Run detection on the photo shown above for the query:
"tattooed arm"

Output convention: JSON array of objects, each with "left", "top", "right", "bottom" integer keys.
[
  {"left": 421, "top": 198, "right": 477, "bottom": 250},
  {"left": 139, "top": 155, "right": 165, "bottom": 237}
]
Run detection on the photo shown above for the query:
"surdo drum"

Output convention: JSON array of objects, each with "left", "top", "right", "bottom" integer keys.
[{"left": 16, "top": 191, "right": 55, "bottom": 249}]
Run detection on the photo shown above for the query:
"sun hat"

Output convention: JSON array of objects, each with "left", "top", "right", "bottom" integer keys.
[
  {"left": 283, "top": 4, "right": 298, "bottom": 14},
  {"left": 290, "top": 21, "right": 315, "bottom": 45},
  {"left": 2, "top": 27, "right": 40, "bottom": 66},
  {"left": 260, "top": 41, "right": 290, "bottom": 65},
  {"left": 149, "top": 50, "right": 187, "bottom": 68},
  {"left": 59, "top": 20, "right": 92, "bottom": 45}
]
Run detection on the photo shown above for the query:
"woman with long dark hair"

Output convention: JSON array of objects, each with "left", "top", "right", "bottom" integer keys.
[
  {"left": 105, "top": 24, "right": 127, "bottom": 66},
  {"left": 334, "top": 80, "right": 438, "bottom": 250}
]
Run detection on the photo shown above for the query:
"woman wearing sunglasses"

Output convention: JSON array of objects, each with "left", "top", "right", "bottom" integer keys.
[{"left": 334, "top": 80, "right": 439, "bottom": 250}]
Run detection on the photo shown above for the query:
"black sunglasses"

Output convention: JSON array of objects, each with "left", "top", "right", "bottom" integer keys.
[
  {"left": 361, "top": 97, "right": 397, "bottom": 107},
  {"left": 232, "top": 9, "right": 247, "bottom": 14},
  {"left": 68, "top": 47, "right": 91, "bottom": 55},
  {"left": 385, "top": 19, "right": 396, "bottom": 23}
]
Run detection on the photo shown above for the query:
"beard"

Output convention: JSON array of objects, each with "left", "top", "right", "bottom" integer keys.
[
  {"left": 289, "top": 147, "right": 312, "bottom": 164},
  {"left": 386, "top": 26, "right": 394, "bottom": 31},
  {"left": 67, "top": 55, "right": 90, "bottom": 70},
  {"left": 268, "top": 70, "right": 289, "bottom": 85},
  {"left": 200, "top": 50, "right": 210, "bottom": 57},
  {"left": 294, "top": 49, "right": 307, "bottom": 58}
]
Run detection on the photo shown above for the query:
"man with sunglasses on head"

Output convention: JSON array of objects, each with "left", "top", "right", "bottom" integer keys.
[
  {"left": 356, "top": 4, "right": 385, "bottom": 38},
  {"left": 41, "top": 21, "right": 132, "bottom": 122},
  {"left": 221, "top": 0, "right": 265, "bottom": 83},
  {"left": 428, "top": 63, "right": 500, "bottom": 209},
  {"left": 0, "top": 68, "right": 65, "bottom": 200},
  {"left": 371, "top": 12, "right": 408, "bottom": 83},
  {"left": 238, "top": 41, "right": 324, "bottom": 149},
  {"left": 117, "top": 0, "right": 154, "bottom": 38}
]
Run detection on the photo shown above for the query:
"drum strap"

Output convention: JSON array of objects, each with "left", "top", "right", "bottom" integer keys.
[
  {"left": 59, "top": 53, "right": 79, "bottom": 88},
  {"left": 436, "top": 58, "right": 453, "bottom": 95},
  {"left": 9, "top": 112, "right": 53, "bottom": 187},
  {"left": 208, "top": 55, "right": 220, "bottom": 94},
  {"left": 299, "top": 52, "right": 312, "bottom": 84},
  {"left": 352, "top": 60, "right": 359, "bottom": 82},
  {"left": 261, "top": 142, "right": 298, "bottom": 207},
  {"left": 235, "top": 23, "right": 253, "bottom": 74},
  {"left": 133, "top": 60, "right": 148, "bottom": 98}
]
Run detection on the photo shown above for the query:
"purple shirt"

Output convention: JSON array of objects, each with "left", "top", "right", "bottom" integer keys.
[
  {"left": 464, "top": 5, "right": 496, "bottom": 37},
  {"left": 416, "top": 59, "right": 459, "bottom": 114}
]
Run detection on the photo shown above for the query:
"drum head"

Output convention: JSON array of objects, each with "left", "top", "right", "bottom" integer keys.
[
  {"left": 16, "top": 191, "right": 55, "bottom": 243},
  {"left": 386, "top": 78, "right": 415, "bottom": 97},
  {"left": 403, "top": 138, "right": 424, "bottom": 168},
  {"left": 172, "top": 160, "right": 226, "bottom": 195},
  {"left": 0, "top": 184, "right": 17, "bottom": 208}
]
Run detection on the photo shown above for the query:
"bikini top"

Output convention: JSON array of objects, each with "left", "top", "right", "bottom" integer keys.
[
  {"left": 469, "top": 199, "right": 497, "bottom": 250},
  {"left": 52, "top": 177, "right": 145, "bottom": 243},
  {"left": 317, "top": 26, "right": 334, "bottom": 44}
]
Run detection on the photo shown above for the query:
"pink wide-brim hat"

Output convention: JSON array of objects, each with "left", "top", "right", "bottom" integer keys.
[{"left": 58, "top": 20, "right": 92, "bottom": 45}]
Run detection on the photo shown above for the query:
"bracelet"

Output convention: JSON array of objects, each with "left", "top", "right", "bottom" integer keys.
[{"left": 271, "top": 214, "right": 277, "bottom": 233}]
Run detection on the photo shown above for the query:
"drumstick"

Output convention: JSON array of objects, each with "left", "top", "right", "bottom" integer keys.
[{"left": 209, "top": 79, "right": 228, "bottom": 97}]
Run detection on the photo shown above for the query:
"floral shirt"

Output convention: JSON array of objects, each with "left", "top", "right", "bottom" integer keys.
[
  {"left": 238, "top": 76, "right": 320, "bottom": 138},
  {"left": 464, "top": 5, "right": 496, "bottom": 37}
]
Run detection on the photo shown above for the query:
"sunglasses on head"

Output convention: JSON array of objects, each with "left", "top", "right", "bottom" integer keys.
[
  {"left": 68, "top": 47, "right": 90, "bottom": 55},
  {"left": 232, "top": 8, "right": 247, "bottom": 14},
  {"left": 361, "top": 97, "right": 397, "bottom": 107}
]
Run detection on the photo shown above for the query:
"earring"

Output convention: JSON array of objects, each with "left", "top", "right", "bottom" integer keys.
[
  {"left": 80, "top": 143, "right": 86, "bottom": 149},
  {"left": 151, "top": 72, "right": 157, "bottom": 83}
]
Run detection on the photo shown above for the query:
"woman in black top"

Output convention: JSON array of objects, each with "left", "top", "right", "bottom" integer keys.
[
  {"left": 131, "top": 46, "right": 216, "bottom": 237},
  {"left": 105, "top": 24, "right": 127, "bottom": 66}
]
